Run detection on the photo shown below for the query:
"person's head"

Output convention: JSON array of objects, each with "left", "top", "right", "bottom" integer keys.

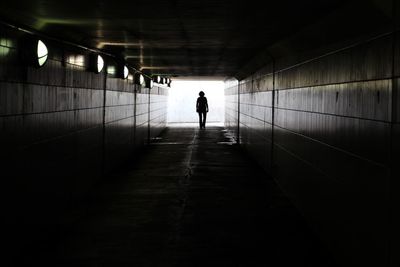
[{"left": 199, "top": 91, "right": 205, "bottom": 97}]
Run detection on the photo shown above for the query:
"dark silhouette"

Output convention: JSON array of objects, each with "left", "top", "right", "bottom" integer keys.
[{"left": 196, "top": 91, "right": 209, "bottom": 129}]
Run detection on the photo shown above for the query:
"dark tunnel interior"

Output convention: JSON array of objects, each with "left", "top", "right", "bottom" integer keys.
[{"left": 0, "top": 0, "right": 399, "bottom": 266}]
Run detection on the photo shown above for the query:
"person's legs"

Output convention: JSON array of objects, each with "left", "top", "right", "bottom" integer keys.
[
  {"left": 202, "top": 112, "right": 207, "bottom": 128},
  {"left": 198, "top": 112, "right": 203, "bottom": 128}
]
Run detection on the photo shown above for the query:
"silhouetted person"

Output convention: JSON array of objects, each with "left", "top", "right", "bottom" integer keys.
[{"left": 196, "top": 91, "right": 209, "bottom": 129}]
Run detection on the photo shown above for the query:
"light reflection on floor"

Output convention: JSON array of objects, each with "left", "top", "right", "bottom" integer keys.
[{"left": 167, "top": 122, "right": 224, "bottom": 127}]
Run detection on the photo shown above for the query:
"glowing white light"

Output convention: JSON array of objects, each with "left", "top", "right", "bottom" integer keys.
[
  {"left": 167, "top": 81, "right": 225, "bottom": 123},
  {"left": 124, "top": 66, "right": 129, "bottom": 79},
  {"left": 140, "top": 74, "right": 145, "bottom": 85},
  {"left": 97, "top": 55, "right": 104, "bottom": 73},
  {"left": 150, "top": 80, "right": 154, "bottom": 88},
  {"left": 156, "top": 76, "right": 161, "bottom": 83},
  {"left": 107, "top": 66, "right": 116, "bottom": 75},
  {"left": 37, "top": 40, "right": 48, "bottom": 67},
  {"left": 67, "top": 54, "right": 85, "bottom": 67}
]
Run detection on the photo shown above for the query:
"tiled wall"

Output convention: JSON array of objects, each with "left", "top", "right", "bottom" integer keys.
[
  {"left": 225, "top": 31, "right": 399, "bottom": 267},
  {"left": 150, "top": 86, "right": 169, "bottom": 141},
  {"left": 224, "top": 78, "right": 239, "bottom": 140},
  {"left": 0, "top": 25, "right": 168, "bottom": 238}
]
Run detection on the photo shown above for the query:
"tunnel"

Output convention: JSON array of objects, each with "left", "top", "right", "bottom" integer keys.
[{"left": 0, "top": 1, "right": 399, "bottom": 266}]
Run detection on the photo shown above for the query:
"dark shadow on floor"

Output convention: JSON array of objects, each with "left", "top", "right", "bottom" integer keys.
[{"left": 12, "top": 126, "right": 337, "bottom": 267}]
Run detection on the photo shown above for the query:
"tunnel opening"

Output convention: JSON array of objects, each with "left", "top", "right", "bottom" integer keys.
[{"left": 167, "top": 79, "right": 225, "bottom": 126}]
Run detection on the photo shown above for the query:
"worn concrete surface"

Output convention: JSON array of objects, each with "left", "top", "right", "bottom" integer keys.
[{"left": 17, "top": 126, "right": 336, "bottom": 266}]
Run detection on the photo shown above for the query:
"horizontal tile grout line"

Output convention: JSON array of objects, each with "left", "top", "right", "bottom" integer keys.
[
  {"left": 239, "top": 113, "right": 268, "bottom": 123},
  {"left": 238, "top": 76, "right": 394, "bottom": 93},
  {"left": 105, "top": 115, "right": 135, "bottom": 124},
  {"left": 0, "top": 80, "right": 142, "bottom": 92},
  {"left": 273, "top": 123, "right": 386, "bottom": 168},
  {"left": 239, "top": 103, "right": 273, "bottom": 108},
  {"left": 150, "top": 107, "right": 168, "bottom": 113},
  {"left": 238, "top": 123, "right": 273, "bottom": 141},
  {"left": 273, "top": 106, "right": 390, "bottom": 123},
  {"left": 275, "top": 77, "right": 393, "bottom": 91},
  {"left": 149, "top": 105, "right": 168, "bottom": 108},
  {"left": 136, "top": 121, "right": 149, "bottom": 127},
  {"left": 149, "top": 101, "right": 168, "bottom": 104},
  {"left": 0, "top": 103, "right": 140, "bottom": 118},
  {"left": 106, "top": 104, "right": 135, "bottom": 108},
  {"left": 149, "top": 114, "right": 167, "bottom": 122},
  {"left": 0, "top": 104, "right": 166, "bottom": 119},
  {"left": 238, "top": 103, "right": 390, "bottom": 123},
  {"left": 136, "top": 112, "right": 150, "bottom": 116},
  {"left": 240, "top": 117, "right": 273, "bottom": 127},
  {"left": 0, "top": 106, "right": 104, "bottom": 118},
  {"left": 0, "top": 80, "right": 139, "bottom": 92}
]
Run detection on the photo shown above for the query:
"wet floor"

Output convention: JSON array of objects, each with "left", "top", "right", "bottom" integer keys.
[{"left": 20, "top": 126, "right": 336, "bottom": 266}]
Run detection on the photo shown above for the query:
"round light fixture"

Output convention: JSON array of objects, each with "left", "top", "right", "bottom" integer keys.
[
  {"left": 123, "top": 66, "right": 129, "bottom": 79},
  {"left": 135, "top": 73, "right": 146, "bottom": 86},
  {"left": 145, "top": 77, "right": 154, "bottom": 89},
  {"left": 37, "top": 40, "right": 48, "bottom": 67},
  {"left": 97, "top": 55, "right": 104, "bottom": 73}
]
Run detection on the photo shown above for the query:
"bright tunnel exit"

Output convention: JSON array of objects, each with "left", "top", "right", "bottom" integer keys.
[{"left": 167, "top": 80, "right": 225, "bottom": 125}]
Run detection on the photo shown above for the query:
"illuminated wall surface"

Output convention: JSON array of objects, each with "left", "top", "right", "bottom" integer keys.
[
  {"left": 0, "top": 26, "right": 168, "bottom": 231},
  {"left": 167, "top": 81, "right": 225, "bottom": 123},
  {"left": 225, "top": 31, "right": 400, "bottom": 267}
]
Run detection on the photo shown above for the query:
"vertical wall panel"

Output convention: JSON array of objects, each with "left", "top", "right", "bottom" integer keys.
[
  {"left": 149, "top": 86, "right": 168, "bottom": 140},
  {"left": 224, "top": 78, "right": 239, "bottom": 139},
  {"left": 135, "top": 88, "right": 150, "bottom": 146}
]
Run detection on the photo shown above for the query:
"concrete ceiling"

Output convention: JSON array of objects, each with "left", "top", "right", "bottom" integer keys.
[{"left": 0, "top": 0, "right": 348, "bottom": 78}]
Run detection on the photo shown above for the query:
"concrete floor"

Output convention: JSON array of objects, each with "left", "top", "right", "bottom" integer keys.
[{"left": 20, "top": 126, "right": 336, "bottom": 266}]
